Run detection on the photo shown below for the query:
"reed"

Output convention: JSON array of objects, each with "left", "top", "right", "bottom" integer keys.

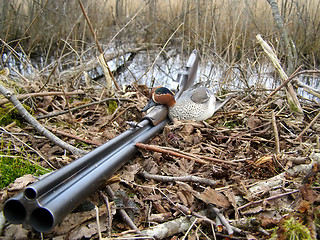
[{"left": 0, "top": 0, "right": 319, "bottom": 66}]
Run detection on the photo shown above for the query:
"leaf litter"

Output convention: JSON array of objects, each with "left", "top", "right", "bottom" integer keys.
[{"left": 0, "top": 79, "right": 319, "bottom": 239}]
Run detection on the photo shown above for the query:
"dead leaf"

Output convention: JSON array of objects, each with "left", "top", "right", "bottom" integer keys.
[
  {"left": 241, "top": 206, "right": 263, "bottom": 215},
  {"left": 247, "top": 116, "right": 261, "bottom": 130},
  {"left": 7, "top": 174, "right": 36, "bottom": 192},
  {"left": 143, "top": 159, "right": 159, "bottom": 174},
  {"left": 68, "top": 215, "right": 107, "bottom": 240},
  {"left": 120, "top": 163, "right": 141, "bottom": 182},
  {"left": 53, "top": 205, "right": 107, "bottom": 235},
  {"left": 300, "top": 184, "right": 320, "bottom": 203},
  {"left": 3, "top": 224, "right": 29, "bottom": 240},
  {"left": 196, "top": 187, "right": 231, "bottom": 209}
]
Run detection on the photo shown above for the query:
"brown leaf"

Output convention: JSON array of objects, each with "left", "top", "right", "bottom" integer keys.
[
  {"left": 3, "top": 224, "right": 29, "bottom": 240},
  {"left": 7, "top": 174, "right": 36, "bottom": 192},
  {"left": 260, "top": 217, "right": 279, "bottom": 228},
  {"left": 247, "top": 116, "right": 261, "bottom": 130},
  {"left": 68, "top": 215, "right": 107, "bottom": 240},
  {"left": 53, "top": 206, "right": 107, "bottom": 235},
  {"left": 300, "top": 184, "right": 319, "bottom": 203},
  {"left": 196, "top": 187, "right": 231, "bottom": 209},
  {"left": 120, "top": 163, "right": 141, "bottom": 182}
]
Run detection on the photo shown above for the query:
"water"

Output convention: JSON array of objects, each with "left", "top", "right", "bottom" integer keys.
[{"left": 1, "top": 49, "right": 319, "bottom": 102}]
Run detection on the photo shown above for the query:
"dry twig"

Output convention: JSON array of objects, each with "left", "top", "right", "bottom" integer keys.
[
  {"left": 0, "top": 90, "right": 84, "bottom": 106},
  {"left": 271, "top": 111, "right": 280, "bottom": 155},
  {"left": 140, "top": 170, "right": 218, "bottom": 186},
  {"left": 295, "top": 111, "right": 320, "bottom": 141},
  {"left": 136, "top": 142, "right": 237, "bottom": 165}
]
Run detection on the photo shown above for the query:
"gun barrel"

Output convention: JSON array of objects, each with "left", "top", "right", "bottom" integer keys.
[
  {"left": 4, "top": 107, "right": 169, "bottom": 232},
  {"left": 24, "top": 119, "right": 150, "bottom": 201}
]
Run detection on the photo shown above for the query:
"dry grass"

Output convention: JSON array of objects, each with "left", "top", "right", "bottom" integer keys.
[{"left": 0, "top": 0, "right": 320, "bottom": 67}]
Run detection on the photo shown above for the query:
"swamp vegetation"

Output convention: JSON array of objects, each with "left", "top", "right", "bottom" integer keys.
[{"left": 0, "top": 0, "right": 320, "bottom": 239}]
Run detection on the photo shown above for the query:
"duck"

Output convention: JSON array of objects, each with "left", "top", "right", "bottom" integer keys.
[{"left": 142, "top": 85, "right": 230, "bottom": 121}]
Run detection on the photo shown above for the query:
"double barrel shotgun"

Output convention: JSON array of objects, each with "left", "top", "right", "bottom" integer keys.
[{"left": 3, "top": 50, "right": 199, "bottom": 233}]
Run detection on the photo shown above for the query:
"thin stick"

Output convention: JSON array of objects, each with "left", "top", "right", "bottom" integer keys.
[
  {"left": 44, "top": 125, "right": 101, "bottom": 146},
  {"left": 0, "top": 90, "right": 84, "bottom": 106},
  {"left": 105, "top": 186, "right": 140, "bottom": 232},
  {"left": 136, "top": 142, "right": 208, "bottom": 164},
  {"left": 161, "top": 146, "right": 238, "bottom": 166},
  {"left": 136, "top": 23, "right": 184, "bottom": 84},
  {"left": 78, "top": 0, "right": 120, "bottom": 91},
  {"left": 136, "top": 142, "right": 237, "bottom": 165},
  {"left": 210, "top": 207, "right": 234, "bottom": 236},
  {"left": 295, "top": 111, "right": 320, "bottom": 141},
  {"left": 0, "top": 127, "right": 56, "bottom": 169},
  {"left": 95, "top": 205, "right": 102, "bottom": 240},
  {"left": 99, "top": 191, "right": 113, "bottom": 237},
  {"left": 252, "top": 65, "right": 302, "bottom": 116},
  {"left": 271, "top": 111, "right": 280, "bottom": 155},
  {"left": 237, "top": 189, "right": 299, "bottom": 210},
  {"left": 140, "top": 170, "right": 218, "bottom": 186},
  {"left": 1, "top": 0, "right": 49, "bottom": 68}
]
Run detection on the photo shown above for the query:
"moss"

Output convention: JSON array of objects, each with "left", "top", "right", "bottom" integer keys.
[
  {"left": 107, "top": 100, "right": 118, "bottom": 114},
  {"left": 224, "top": 120, "right": 239, "bottom": 129},
  {"left": 270, "top": 217, "right": 312, "bottom": 240},
  {"left": 0, "top": 103, "right": 33, "bottom": 127},
  {"left": 0, "top": 141, "right": 50, "bottom": 188}
]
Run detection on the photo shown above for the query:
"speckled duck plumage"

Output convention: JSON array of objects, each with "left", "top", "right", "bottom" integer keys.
[{"left": 142, "top": 85, "right": 225, "bottom": 121}]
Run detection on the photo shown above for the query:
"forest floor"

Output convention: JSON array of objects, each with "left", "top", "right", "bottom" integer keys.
[{"left": 0, "top": 49, "right": 319, "bottom": 240}]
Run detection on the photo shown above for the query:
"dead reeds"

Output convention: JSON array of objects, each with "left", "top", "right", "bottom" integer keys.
[{"left": 1, "top": 0, "right": 320, "bottom": 67}]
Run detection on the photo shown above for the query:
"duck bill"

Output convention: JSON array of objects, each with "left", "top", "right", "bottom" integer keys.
[{"left": 142, "top": 99, "right": 158, "bottom": 112}]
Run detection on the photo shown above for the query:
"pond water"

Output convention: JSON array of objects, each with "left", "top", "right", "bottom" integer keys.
[{"left": 1, "top": 49, "right": 319, "bottom": 102}]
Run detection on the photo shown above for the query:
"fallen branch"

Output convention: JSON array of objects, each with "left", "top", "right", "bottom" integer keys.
[
  {"left": 0, "top": 78, "right": 86, "bottom": 156},
  {"left": 176, "top": 204, "right": 242, "bottom": 236},
  {"left": 136, "top": 142, "right": 208, "bottom": 164},
  {"left": 116, "top": 215, "right": 196, "bottom": 239},
  {"left": 140, "top": 170, "right": 218, "bottom": 186},
  {"left": 293, "top": 78, "right": 320, "bottom": 99},
  {"left": 256, "top": 34, "right": 303, "bottom": 113},
  {"left": 210, "top": 206, "right": 234, "bottom": 236},
  {"left": 247, "top": 153, "right": 320, "bottom": 198},
  {"left": 36, "top": 97, "right": 132, "bottom": 119},
  {"left": 237, "top": 189, "right": 299, "bottom": 211},
  {"left": 0, "top": 90, "right": 85, "bottom": 106}
]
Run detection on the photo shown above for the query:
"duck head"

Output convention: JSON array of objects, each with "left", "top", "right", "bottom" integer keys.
[{"left": 142, "top": 87, "right": 176, "bottom": 112}]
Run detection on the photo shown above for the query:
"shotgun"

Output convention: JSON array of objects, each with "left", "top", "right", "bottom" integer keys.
[{"left": 3, "top": 50, "right": 199, "bottom": 233}]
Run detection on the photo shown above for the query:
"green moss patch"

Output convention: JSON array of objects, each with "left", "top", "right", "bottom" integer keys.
[{"left": 0, "top": 142, "right": 50, "bottom": 188}]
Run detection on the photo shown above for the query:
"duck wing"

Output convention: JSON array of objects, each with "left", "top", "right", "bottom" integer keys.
[{"left": 190, "top": 87, "right": 212, "bottom": 104}]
